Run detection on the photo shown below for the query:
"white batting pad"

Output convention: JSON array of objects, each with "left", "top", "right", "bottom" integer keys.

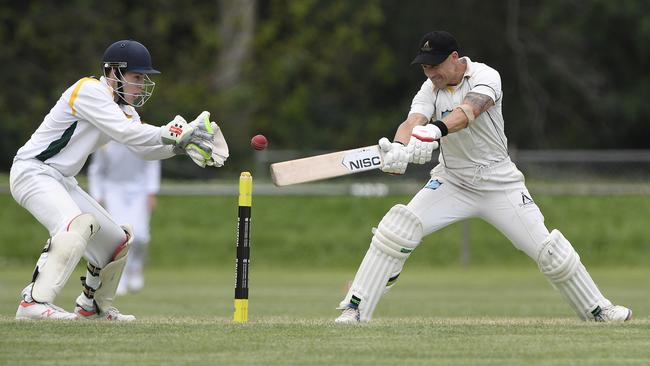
[
  {"left": 537, "top": 229, "right": 611, "bottom": 320},
  {"left": 94, "top": 226, "right": 132, "bottom": 312},
  {"left": 32, "top": 214, "right": 99, "bottom": 303},
  {"left": 339, "top": 205, "right": 423, "bottom": 321}
]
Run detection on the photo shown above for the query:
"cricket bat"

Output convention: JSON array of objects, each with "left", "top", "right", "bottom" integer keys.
[{"left": 270, "top": 145, "right": 382, "bottom": 186}]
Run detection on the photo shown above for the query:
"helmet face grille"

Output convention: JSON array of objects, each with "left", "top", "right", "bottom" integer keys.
[{"left": 103, "top": 67, "right": 156, "bottom": 107}]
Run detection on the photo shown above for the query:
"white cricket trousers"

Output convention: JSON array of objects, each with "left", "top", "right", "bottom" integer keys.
[
  {"left": 10, "top": 159, "right": 127, "bottom": 267},
  {"left": 407, "top": 158, "right": 550, "bottom": 259}
]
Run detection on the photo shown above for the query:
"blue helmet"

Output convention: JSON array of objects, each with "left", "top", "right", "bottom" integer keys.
[
  {"left": 102, "top": 40, "right": 159, "bottom": 107},
  {"left": 102, "top": 40, "right": 160, "bottom": 74}
]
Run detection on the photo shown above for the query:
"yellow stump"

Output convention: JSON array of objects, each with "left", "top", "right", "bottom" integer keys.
[{"left": 234, "top": 172, "right": 252, "bottom": 322}]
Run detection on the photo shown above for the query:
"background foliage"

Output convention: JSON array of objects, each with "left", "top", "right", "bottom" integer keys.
[{"left": 1, "top": 0, "right": 649, "bottom": 176}]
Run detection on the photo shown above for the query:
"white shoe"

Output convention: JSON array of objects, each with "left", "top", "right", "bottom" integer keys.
[
  {"left": 594, "top": 305, "right": 632, "bottom": 322},
  {"left": 16, "top": 300, "right": 78, "bottom": 320},
  {"left": 74, "top": 303, "right": 136, "bottom": 321},
  {"left": 335, "top": 307, "right": 360, "bottom": 323}
]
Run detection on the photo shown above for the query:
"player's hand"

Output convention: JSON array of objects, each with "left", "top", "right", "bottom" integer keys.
[
  {"left": 160, "top": 115, "right": 195, "bottom": 146},
  {"left": 378, "top": 137, "right": 410, "bottom": 175},
  {"left": 408, "top": 124, "right": 441, "bottom": 164}
]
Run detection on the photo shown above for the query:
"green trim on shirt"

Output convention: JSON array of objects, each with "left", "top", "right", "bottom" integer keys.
[{"left": 35, "top": 121, "right": 78, "bottom": 162}]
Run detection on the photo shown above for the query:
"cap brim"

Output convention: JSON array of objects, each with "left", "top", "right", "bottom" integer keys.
[
  {"left": 410, "top": 53, "right": 448, "bottom": 66},
  {"left": 129, "top": 68, "right": 161, "bottom": 74}
]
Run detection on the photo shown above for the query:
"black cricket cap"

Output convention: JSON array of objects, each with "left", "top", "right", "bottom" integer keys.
[{"left": 410, "top": 31, "right": 458, "bottom": 66}]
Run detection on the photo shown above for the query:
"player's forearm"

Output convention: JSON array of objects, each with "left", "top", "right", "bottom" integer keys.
[
  {"left": 440, "top": 108, "right": 470, "bottom": 133},
  {"left": 439, "top": 93, "right": 495, "bottom": 134},
  {"left": 393, "top": 113, "right": 429, "bottom": 145}
]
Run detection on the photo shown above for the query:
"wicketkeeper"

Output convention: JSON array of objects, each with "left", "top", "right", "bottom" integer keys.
[
  {"left": 335, "top": 31, "right": 631, "bottom": 323},
  {"left": 11, "top": 39, "right": 229, "bottom": 321}
]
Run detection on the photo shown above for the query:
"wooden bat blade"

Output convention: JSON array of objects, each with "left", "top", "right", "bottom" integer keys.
[{"left": 270, "top": 145, "right": 382, "bottom": 186}]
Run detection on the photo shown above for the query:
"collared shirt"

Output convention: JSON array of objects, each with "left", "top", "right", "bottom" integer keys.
[
  {"left": 14, "top": 76, "right": 173, "bottom": 177},
  {"left": 409, "top": 57, "right": 509, "bottom": 169}
]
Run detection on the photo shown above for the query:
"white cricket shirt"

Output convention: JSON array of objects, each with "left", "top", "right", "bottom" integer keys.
[
  {"left": 409, "top": 57, "right": 509, "bottom": 169},
  {"left": 14, "top": 76, "right": 174, "bottom": 177}
]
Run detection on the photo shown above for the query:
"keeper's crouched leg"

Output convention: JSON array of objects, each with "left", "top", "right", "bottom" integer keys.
[
  {"left": 537, "top": 230, "right": 631, "bottom": 321},
  {"left": 30, "top": 213, "right": 100, "bottom": 303},
  {"left": 75, "top": 225, "right": 135, "bottom": 321},
  {"left": 337, "top": 204, "right": 423, "bottom": 322}
]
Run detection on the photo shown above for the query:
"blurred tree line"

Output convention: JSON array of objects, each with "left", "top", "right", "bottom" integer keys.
[{"left": 1, "top": 0, "right": 648, "bottom": 177}]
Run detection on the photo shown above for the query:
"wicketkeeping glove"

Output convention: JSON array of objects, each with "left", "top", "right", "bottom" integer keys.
[
  {"left": 408, "top": 124, "right": 441, "bottom": 164},
  {"left": 184, "top": 111, "right": 217, "bottom": 168},
  {"left": 160, "top": 115, "right": 195, "bottom": 147},
  {"left": 378, "top": 137, "right": 410, "bottom": 175}
]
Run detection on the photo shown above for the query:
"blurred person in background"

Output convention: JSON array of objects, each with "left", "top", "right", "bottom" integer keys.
[
  {"left": 88, "top": 141, "right": 161, "bottom": 296},
  {"left": 335, "top": 31, "right": 631, "bottom": 323},
  {"left": 11, "top": 39, "right": 228, "bottom": 321}
]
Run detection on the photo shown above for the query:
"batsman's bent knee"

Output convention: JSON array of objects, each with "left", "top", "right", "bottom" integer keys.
[
  {"left": 537, "top": 229, "right": 609, "bottom": 320},
  {"left": 537, "top": 229, "right": 580, "bottom": 282},
  {"left": 342, "top": 205, "right": 424, "bottom": 321}
]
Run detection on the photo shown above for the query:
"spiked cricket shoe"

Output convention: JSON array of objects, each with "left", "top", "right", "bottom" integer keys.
[
  {"left": 75, "top": 303, "right": 136, "bottom": 321},
  {"left": 594, "top": 305, "right": 632, "bottom": 322},
  {"left": 16, "top": 300, "right": 78, "bottom": 320},
  {"left": 335, "top": 307, "right": 360, "bottom": 323}
]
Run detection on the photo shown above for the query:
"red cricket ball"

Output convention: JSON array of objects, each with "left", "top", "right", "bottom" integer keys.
[{"left": 251, "top": 134, "right": 268, "bottom": 151}]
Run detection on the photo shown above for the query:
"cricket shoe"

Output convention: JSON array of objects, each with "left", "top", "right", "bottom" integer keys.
[
  {"left": 593, "top": 305, "right": 632, "bottom": 322},
  {"left": 335, "top": 307, "right": 360, "bottom": 323},
  {"left": 16, "top": 300, "right": 78, "bottom": 320},
  {"left": 74, "top": 303, "right": 136, "bottom": 321}
]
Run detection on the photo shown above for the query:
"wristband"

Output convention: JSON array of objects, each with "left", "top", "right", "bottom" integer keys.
[{"left": 431, "top": 120, "right": 448, "bottom": 137}]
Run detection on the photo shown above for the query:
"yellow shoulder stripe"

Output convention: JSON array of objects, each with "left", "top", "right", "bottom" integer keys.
[{"left": 69, "top": 77, "right": 99, "bottom": 116}]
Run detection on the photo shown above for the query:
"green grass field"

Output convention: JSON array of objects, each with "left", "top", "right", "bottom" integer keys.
[
  {"left": 1, "top": 193, "right": 649, "bottom": 364},
  {"left": 1, "top": 266, "right": 649, "bottom": 365}
]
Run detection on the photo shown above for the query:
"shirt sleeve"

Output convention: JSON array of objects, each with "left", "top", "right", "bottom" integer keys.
[
  {"left": 124, "top": 108, "right": 177, "bottom": 160},
  {"left": 469, "top": 66, "right": 502, "bottom": 103},
  {"left": 71, "top": 81, "right": 163, "bottom": 146},
  {"left": 127, "top": 145, "right": 176, "bottom": 160},
  {"left": 409, "top": 80, "right": 436, "bottom": 120}
]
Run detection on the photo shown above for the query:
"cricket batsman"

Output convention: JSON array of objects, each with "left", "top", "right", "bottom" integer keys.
[
  {"left": 335, "top": 31, "right": 632, "bottom": 323},
  {"left": 11, "top": 39, "right": 229, "bottom": 320}
]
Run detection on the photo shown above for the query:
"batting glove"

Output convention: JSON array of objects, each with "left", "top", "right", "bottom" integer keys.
[
  {"left": 378, "top": 137, "right": 410, "bottom": 175},
  {"left": 408, "top": 124, "right": 441, "bottom": 164}
]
